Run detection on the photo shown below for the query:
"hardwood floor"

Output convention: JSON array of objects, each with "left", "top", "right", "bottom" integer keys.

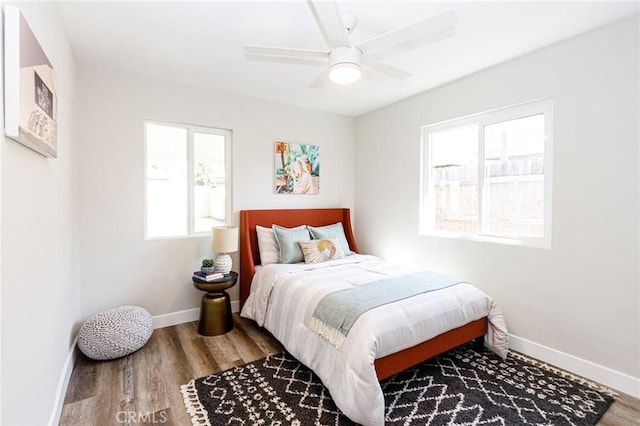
[
  {"left": 60, "top": 314, "right": 639, "bottom": 425},
  {"left": 60, "top": 315, "right": 284, "bottom": 425}
]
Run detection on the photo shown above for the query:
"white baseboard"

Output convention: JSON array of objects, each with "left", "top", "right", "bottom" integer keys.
[
  {"left": 509, "top": 334, "right": 640, "bottom": 398},
  {"left": 48, "top": 336, "right": 79, "bottom": 426},
  {"left": 152, "top": 300, "right": 240, "bottom": 329},
  {"left": 152, "top": 307, "right": 200, "bottom": 329}
]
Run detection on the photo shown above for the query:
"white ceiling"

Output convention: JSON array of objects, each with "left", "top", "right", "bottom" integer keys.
[{"left": 55, "top": 1, "right": 639, "bottom": 116}]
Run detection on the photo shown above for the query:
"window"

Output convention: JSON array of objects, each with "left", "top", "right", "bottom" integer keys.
[
  {"left": 420, "top": 99, "right": 552, "bottom": 248},
  {"left": 145, "top": 121, "right": 231, "bottom": 239}
]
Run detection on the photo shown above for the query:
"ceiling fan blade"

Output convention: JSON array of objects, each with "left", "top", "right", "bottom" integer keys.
[
  {"left": 306, "top": 0, "right": 349, "bottom": 49},
  {"left": 366, "top": 26, "right": 455, "bottom": 61},
  {"left": 244, "top": 54, "right": 326, "bottom": 67},
  {"left": 356, "top": 10, "right": 456, "bottom": 58},
  {"left": 244, "top": 45, "right": 328, "bottom": 60},
  {"left": 362, "top": 57, "right": 412, "bottom": 80},
  {"left": 309, "top": 68, "right": 329, "bottom": 88}
]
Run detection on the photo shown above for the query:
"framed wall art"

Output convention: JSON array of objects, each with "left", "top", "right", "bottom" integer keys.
[
  {"left": 275, "top": 141, "right": 319, "bottom": 194},
  {"left": 4, "top": 5, "right": 58, "bottom": 158}
]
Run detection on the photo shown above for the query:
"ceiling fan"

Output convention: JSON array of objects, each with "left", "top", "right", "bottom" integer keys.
[{"left": 243, "top": 0, "right": 457, "bottom": 86}]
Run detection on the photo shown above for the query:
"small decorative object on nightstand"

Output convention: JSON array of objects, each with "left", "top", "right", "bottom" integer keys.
[
  {"left": 212, "top": 226, "right": 238, "bottom": 274},
  {"left": 192, "top": 271, "right": 238, "bottom": 336},
  {"left": 201, "top": 258, "right": 215, "bottom": 275}
]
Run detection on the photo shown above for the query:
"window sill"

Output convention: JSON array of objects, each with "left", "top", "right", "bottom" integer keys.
[{"left": 419, "top": 230, "right": 551, "bottom": 249}]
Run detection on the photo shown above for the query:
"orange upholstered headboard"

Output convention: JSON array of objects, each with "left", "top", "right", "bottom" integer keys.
[{"left": 239, "top": 208, "right": 359, "bottom": 309}]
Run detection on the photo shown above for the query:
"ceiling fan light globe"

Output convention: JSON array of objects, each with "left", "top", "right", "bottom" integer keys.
[{"left": 329, "top": 63, "right": 361, "bottom": 84}]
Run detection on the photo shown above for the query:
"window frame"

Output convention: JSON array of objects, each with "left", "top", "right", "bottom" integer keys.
[
  {"left": 144, "top": 120, "right": 232, "bottom": 240},
  {"left": 419, "top": 98, "right": 553, "bottom": 248}
]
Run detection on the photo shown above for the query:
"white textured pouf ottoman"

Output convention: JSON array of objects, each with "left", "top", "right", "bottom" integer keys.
[{"left": 78, "top": 306, "right": 154, "bottom": 360}]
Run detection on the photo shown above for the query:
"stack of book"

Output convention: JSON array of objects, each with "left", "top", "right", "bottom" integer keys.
[{"left": 193, "top": 271, "right": 224, "bottom": 282}]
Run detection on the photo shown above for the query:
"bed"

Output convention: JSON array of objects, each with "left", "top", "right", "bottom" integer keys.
[{"left": 239, "top": 208, "right": 508, "bottom": 425}]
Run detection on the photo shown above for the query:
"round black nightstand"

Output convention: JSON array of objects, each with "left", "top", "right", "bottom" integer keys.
[{"left": 192, "top": 271, "right": 238, "bottom": 336}]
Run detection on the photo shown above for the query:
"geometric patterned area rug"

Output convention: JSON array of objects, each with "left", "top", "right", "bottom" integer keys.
[{"left": 181, "top": 343, "right": 615, "bottom": 425}]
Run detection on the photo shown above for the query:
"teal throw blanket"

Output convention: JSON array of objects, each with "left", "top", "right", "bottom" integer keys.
[{"left": 310, "top": 271, "right": 463, "bottom": 349}]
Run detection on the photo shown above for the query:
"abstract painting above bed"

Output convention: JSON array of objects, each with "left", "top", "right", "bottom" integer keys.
[{"left": 274, "top": 141, "right": 319, "bottom": 194}]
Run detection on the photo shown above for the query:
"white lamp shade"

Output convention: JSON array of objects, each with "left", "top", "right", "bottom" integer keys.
[{"left": 212, "top": 226, "right": 239, "bottom": 253}]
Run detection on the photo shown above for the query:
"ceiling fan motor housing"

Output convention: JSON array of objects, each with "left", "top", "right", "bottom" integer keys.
[
  {"left": 329, "top": 46, "right": 362, "bottom": 67},
  {"left": 328, "top": 46, "right": 363, "bottom": 84}
]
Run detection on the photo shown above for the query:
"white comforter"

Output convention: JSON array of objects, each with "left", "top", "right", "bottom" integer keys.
[{"left": 240, "top": 255, "right": 508, "bottom": 426}]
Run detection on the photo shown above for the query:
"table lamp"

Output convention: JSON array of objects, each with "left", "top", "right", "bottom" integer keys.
[{"left": 212, "top": 226, "right": 238, "bottom": 274}]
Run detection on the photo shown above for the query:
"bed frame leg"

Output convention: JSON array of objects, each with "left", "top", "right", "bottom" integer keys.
[{"left": 473, "top": 336, "right": 485, "bottom": 351}]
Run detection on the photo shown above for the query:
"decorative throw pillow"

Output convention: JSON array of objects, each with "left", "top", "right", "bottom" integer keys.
[
  {"left": 299, "top": 238, "right": 345, "bottom": 264},
  {"left": 272, "top": 224, "right": 311, "bottom": 264},
  {"left": 307, "top": 222, "right": 353, "bottom": 255},
  {"left": 256, "top": 225, "right": 279, "bottom": 265}
]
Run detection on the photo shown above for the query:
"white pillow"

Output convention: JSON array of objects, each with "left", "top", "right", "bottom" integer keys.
[{"left": 256, "top": 225, "right": 279, "bottom": 265}]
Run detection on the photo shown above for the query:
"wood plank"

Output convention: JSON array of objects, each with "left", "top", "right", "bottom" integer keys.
[
  {"left": 226, "top": 320, "right": 272, "bottom": 363},
  {"left": 130, "top": 330, "right": 170, "bottom": 418},
  {"left": 234, "top": 314, "right": 284, "bottom": 355},
  {"left": 598, "top": 392, "right": 640, "bottom": 425},
  {"left": 173, "top": 321, "right": 220, "bottom": 378},
  {"left": 59, "top": 395, "right": 101, "bottom": 425},
  {"left": 97, "top": 356, "right": 127, "bottom": 426},
  {"left": 150, "top": 326, "right": 194, "bottom": 425},
  {"left": 62, "top": 351, "right": 98, "bottom": 404},
  {"left": 201, "top": 332, "right": 243, "bottom": 371}
]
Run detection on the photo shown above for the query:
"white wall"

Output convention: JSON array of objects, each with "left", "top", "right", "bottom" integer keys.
[
  {"left": 0, "top": 2, "right": 80, "bottom": 425},
  {"left": 355, "top": 16, "right": 639, "bottom": 389},
  {"left": 75, "top": 62, "right": 355, "bottom": 321}
]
